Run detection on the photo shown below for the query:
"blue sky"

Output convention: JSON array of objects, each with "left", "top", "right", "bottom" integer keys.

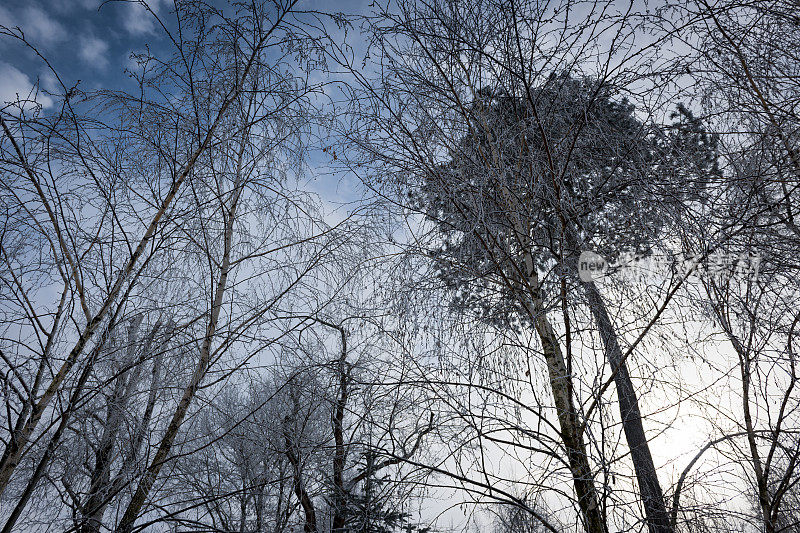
[
  {"left": 0, "top": 0, "right": 373, "bottom": 213},
  {"left": 0, "top": 0, "right": 369, "bottom": 108},
  {"left": 0, "top": 0, "right": 177, "bottom": 104}
]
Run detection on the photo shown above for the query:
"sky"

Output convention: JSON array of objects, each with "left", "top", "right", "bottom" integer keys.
[
  {"left": 0, "top": 0, "right": 375, "bottom": 224},
  {"left": 0, "top": 0, "right": 368, "bottom": 111},
  {"left": 0, "top": 0, "right": 172, "bottom": 105}
]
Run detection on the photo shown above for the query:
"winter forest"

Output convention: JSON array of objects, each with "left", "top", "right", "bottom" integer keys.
[{"left": 0, "top": 0, "right": 798, "bottom": 531}]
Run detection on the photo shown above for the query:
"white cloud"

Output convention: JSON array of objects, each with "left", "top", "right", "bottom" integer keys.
[
  {"left": 19, "top": 6, "right": 67, "bottom": 45},
  {"left": 0, "top": 62, "right": 54, "bottom": 111},
  {"left": 121, "top": 0, "right": 169, "bottom": 35},
  {"left": 79, "top": 36, "right": 110, "bottom": 69},
  {"left": 0, "top": 5, "right": 67, "bottom": 46},
  {"left": 40, "top": 71, "right": 60, "bottom": 94}
]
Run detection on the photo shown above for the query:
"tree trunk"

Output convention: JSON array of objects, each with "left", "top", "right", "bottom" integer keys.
[
  {"left": 528, "top": 287, "right": 607, "bottom": 533},
  {"left": 285, "top": 431, "right": 318, "bottom": 533},
  {"left": 499, "top": 183, "right": 605, "bottom": 533},
  {"left": 583, "top": 282, "right": 672, "bottom": 533},
  {"left": 115, "top": 187, "right": 239, "bottom": 533},
  {"left": 331, "top": 325, "right": 349, "bottom": 533}
]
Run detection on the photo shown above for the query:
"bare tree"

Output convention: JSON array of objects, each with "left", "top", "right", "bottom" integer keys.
[
  {"left": 652, "top": 1, "right": 800, "bottom": 531},
  {"left": 0, "top": 0, "right": 348, "bottom": 530}
]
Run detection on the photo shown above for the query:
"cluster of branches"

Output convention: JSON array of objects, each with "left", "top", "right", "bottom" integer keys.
[
  {"left": 1, "top": 0, "right": 800, "bottom": 533},
  {"left": 329, "top": 0, "right": 800, "bottom": 532},
  {"left": 0, "top": 1, "right": 432, "bottom": 532}
]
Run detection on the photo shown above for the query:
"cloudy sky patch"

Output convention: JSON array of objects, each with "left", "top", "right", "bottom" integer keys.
[
  {"left": 0, "top": 61, "right": 54, "bottom": 110},
  {"left": 79, "top": 36, "right": 110, "bottom": 69}
]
